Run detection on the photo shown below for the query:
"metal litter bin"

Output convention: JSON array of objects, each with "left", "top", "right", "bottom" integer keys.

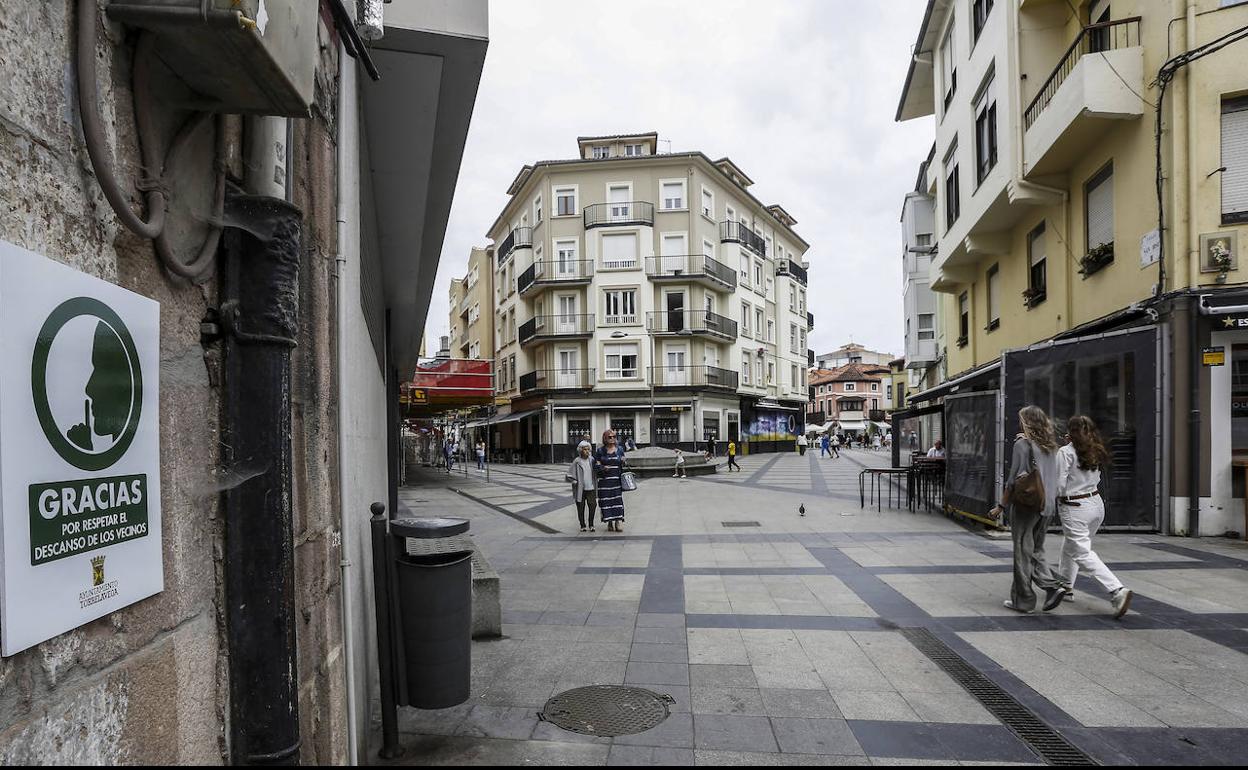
[{"left": 389, "top": 516, "right": 472, "bottom": 710}]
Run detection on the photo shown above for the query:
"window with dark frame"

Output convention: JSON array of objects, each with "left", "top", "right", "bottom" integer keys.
[
  {"left": 974, "top": 75, "right": 997, "bottom": 184},
  {"left": 958, "top": 291, "right": 969, "bottom": 346},
  {"left": 940, "top": 15, "right": 957, "bottom": 112},
  {"left": 1223, "top": 96, "right": 1248, "bottom": 225},
  {"left": 945, "top": 156, "right": 961, "bottom": 229},
  {"left": 1084, "top": 162, "right": 1115, "bottom": 271},
  {"left": 972, "top": 0, "right": 994, "bottom": 42},
  {"left": 986, "top": 264, "right": 1000, "bottom": 331},
  {"left": 1027, "top": 222, "right": 1047, "bottom": 305}
]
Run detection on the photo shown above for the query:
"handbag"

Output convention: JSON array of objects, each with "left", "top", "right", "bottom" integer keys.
[
  {"left": 1012, "top": 439, "right": 1046, "bottom": 515},
  {"left": 621, "top": 470, "right": 638, "bottom": 492}
]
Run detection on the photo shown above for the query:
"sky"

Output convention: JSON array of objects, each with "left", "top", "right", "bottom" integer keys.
[{"left": 427, "top": 0, "right": 935, "bottom": 359}]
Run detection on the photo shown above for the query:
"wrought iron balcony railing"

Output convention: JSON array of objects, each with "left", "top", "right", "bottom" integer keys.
[
  {"left": 583, "top": 201, "right": 655, "bottom": 229},
  {"left": 645, "top": 309, "right": 738, "bottom": 340},
  {"left": 644, "top": 254, "right": 737, "bottom": 289},
  {"left": 778, "top": 258, "right": 808, "bottom": 286},
  {"left": 518, "top": 259, "right": 595, "bottom": 294},
  {"left": 498, "top": 226, "right": 533, "bottom": 262},
  {"left": 520, "top": 368, "right": 596, "bottom": 392},
  {"left": 719, "top": 221, "right": 767, "bottom": 257},
  {"left": 1024, "top": 17, "right": 1142, "bottom": 130},
  {"left": 518, "top": 313, "right": 595, "bottom": 345},
  {"left": 648, "top": 364, "right": 739, "bottom": 390}
]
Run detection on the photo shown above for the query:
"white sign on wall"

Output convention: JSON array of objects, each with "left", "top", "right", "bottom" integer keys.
[
  {"left": 0, "top": 240, "right": 163, "bottom": 656},
  {"left": 1140, "top": 229, "right": 1160, "bottom": 268}
]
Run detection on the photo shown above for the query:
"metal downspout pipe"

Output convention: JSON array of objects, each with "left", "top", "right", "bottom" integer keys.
[
  {"left": 335, "top": 48, "right": 362, "bottom": 766},
  {"left": 1185, "top": 1, "right": 1201, "bottom": 535}
]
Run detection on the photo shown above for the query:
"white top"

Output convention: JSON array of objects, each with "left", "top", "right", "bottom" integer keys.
[
  {"left": 926, "top": 446, "right": 945, "bottom": 458},
  {"left": 1056, "top": 444, "right": 1100, "bottom": 498},
  {"left": 797, "top": 436, "right": 808, "bottom": 446}
]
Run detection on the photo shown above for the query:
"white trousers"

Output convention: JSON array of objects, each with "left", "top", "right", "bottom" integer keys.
[{"left": 1057, "top": 496, "right": 1123, "bottom": 595}]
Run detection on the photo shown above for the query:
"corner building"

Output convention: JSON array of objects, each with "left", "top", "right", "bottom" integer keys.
[{"left": 488, "top": 133, "right": 812, "bottom": 461}]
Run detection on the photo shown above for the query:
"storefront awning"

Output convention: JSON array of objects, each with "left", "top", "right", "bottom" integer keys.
[
  {"left": 755, "top": 400, "right": 802, "bottom": 412},
  {"left": 465, "top": 408, "right": 543, "bottom": 428},
  {"left": 836, "top": 420, "right": 865, "bottom": 431},
  {"left": 908, "top": 359, "right": 1001, "bottom": 405},
  {"left": 553, "top": 403, "right": 693, "bottom": 411}
]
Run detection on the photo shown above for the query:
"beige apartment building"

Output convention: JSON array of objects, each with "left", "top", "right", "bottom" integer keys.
[
  {"left": 482, "top": 132, "right": 812, "bottom": 461},
  {"left": 448, "top": 246, "right": 495, "bottom": 360},
  {"left": 896, "top": 0, "right": 1248, "bottom": 535}
]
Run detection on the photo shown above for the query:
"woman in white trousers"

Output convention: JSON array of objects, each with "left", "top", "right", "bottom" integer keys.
[{"left": 1050, "top": 415, "right": 1132, "bottom": 618}]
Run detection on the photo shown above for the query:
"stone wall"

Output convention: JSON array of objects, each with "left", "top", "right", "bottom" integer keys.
[{"left": 0, "top": 1, "right": 346, "bottom": 763}]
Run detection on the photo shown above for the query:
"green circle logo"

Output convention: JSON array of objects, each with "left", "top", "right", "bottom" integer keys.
[{"left": 32, "top": 297, "right": 143, "bottom": 471}]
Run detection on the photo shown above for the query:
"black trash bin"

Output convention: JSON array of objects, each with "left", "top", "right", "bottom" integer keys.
[{"left": 390, "top": 517, "right": 472, "bottom": 710}]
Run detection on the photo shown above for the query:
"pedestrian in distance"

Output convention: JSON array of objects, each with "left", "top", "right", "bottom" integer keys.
[
  {"left": 624, "top": 436, "right": 637, "bottom": 452},
  {"left": 926, "top": 439, "right": 945, "bottom": 458},
  {"left": 871, "top": 432, "right": 882, "bottom": 451},
  {"left": 566, "top": 440, "right": 597, "bottom": 532},
  {"left": 990, "top": 405, "right": 1065, "bottom": 614},
  {"left": 1053, "top": 416, "right": 1133, "bottom": 618},
  {"left": 726, "top": 439, "right": 741, "bottom": 472},
  {"left": 705, "top": 436, "right": 716, "bottom": 458},
  {"left": 820, "top": 433, "right": 830, "bottom": 457},
  {"left": 673, "top": 448, "right": 688, "bottom": 478},
  {"left": 830, "top": 433, "right": 840, "bottom": 458},
  {"left": 475, "top": 439, "right": 486, "bottom": 470},
  {"left": 797, "top": 434, "right": 808, "bottom": 456},
  {"left": 594, "top": 429, "right": 628, "bottom": 532}
]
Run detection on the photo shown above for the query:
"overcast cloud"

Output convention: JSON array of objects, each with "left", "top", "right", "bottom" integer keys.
[{"left": 427, "top": 0, "right": 934, "bottom": 360}]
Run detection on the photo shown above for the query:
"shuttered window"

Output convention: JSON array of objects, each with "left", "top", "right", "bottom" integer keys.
[
  {"left": 1085, "top": 164, "right": 1114, "bottom": 251},
  {"left": 987, "top": 264, "right": 1000, "bottom": 330},
  {"left": 1223, "top": 97, "right": 1248, "bottom": 224}
]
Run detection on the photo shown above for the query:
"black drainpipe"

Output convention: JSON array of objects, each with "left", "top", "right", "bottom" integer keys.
[
  {"left": 386, "top": 310, "right": 400, "bottom": 520},
  {"left": 1188, "top": 295, "right": 1201, "bottom": 537},
  {"left": 220, "top": 193, "right": 303, "bottom": 765}
]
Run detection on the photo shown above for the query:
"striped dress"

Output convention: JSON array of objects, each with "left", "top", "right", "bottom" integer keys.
[{"left": 594, "top": 446, "right": 627, "bottom": 523}]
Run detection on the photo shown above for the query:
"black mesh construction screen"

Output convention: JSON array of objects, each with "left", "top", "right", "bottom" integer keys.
[
  {"left": 1003, "top": 328, "right": 1158, "bottom": 529},
  {"left": 944, "top": 392, "right": 999, "bottom": 518}
]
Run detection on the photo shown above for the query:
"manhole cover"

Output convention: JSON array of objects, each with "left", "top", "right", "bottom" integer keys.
[
  {"left": 721, "top": 521, "right": 761, "bottom": 527},
  {"left": 538, "top": 685, "right": 673, "bottom": 736}
]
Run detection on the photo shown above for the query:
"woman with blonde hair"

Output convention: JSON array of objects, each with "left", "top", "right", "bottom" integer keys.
[
  {"left": 1053, "top": 416, "right": 1132, "bottom": 618},
  {"left": 989, "top": 405, "right": 1064, "bottom": 613}
]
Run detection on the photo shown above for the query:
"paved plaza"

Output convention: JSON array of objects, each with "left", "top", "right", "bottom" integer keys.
[{"left": 389, "top": 450, "right": 1248, "bottom": 766}]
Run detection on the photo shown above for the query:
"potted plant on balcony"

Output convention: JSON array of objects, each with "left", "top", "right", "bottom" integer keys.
[
  {"left": 1078, "top": 242, "right": 1114, "bottom": 277},
  {"left": 955, "top": 335, "right": 968, "bottom": 348},
  {"left": 1210, "top": 238, "right": 1233, "bottom": 283},
  {"left": 1021, "top": 286, "right": 1045, "bottom": 308}
]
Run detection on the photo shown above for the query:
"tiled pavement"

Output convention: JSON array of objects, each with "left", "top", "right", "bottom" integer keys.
[{"left": 390, "top": 450, "right": 1248, "bottom": 766}]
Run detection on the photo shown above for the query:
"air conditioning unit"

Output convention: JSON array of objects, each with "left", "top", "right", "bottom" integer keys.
[{"left": 107, "top": 0, "right": 319, "bottom": 116}]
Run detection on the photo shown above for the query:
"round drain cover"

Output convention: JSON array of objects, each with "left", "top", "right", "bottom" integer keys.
[{"left": 539, "top": 685, "right": 673, "bottom": 737}]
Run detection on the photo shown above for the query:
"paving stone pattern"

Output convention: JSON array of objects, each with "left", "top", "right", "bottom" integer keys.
[{"left": 386, "top": 450, "right": 1248, "bottom": 766}]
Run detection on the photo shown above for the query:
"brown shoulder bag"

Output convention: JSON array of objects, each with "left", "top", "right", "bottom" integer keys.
[{"left": 1012, "top": 439, "right": 1046, "bottom": 515}]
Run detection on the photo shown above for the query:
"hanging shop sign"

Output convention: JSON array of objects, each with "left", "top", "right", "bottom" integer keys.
[
  {"left": 1202, "top": 346, "right": 1226, "bottom": 366},
  {"left": 0, "top": 240, "right": 162, "bottom": 656}
]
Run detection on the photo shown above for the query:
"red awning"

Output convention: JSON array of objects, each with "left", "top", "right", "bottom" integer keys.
[{"left": 403, "top": 358, "right": 494, "bottom": 415}]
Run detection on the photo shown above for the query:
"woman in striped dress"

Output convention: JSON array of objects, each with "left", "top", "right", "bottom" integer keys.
[{"left": 594, "top": 429, "right": 627, "bottom": 532}]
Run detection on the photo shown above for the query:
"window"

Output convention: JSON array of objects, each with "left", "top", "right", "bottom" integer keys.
[
  {"left": 940, "top": 15, "right": 957, "bottom": 111},
  {"left": 918, "top": 313, "right": 935, "bottom": 340},
  {"left": 592, "top": 145, "right": 610, "bottom": 159},
  {"left": 767, "top": 319, "right": 775, "bottom": 342},
  {"left": 845, "top": 382, "right": 856, "bottom": 392},
  {"left": 533, "top": 195, "right": 543, "bottom": 225},
  {"left": 742, "top": 354, "right": 751, "bottom": 385},
  {"left": 555, "top": 186, "right": 577, "bottom": 216},
  {"left": 601, "top": 232, "right": 638, "bottom": 269},
  {"left": 624, "top": 143, "right": 643, "bottom": 157},
  {"left": 741, "top": 302, "right": 752, "bottom": 336},
  {"left": 1027, "top": 222, "right": 1047, "bottom": 304},
  {"left": 608, "top": 184, "right": 632, "bottom": 219},
  {"left": 765, "top": 276, "right": 774, "bottom": 298},
  {"left": 701, "top": 188, "right": 714, "bottom": 218},
  {"left": 767, "top": 362, "right": 775, "bottom": 385},
  {"left": 702, "top": 239, "right": 715, "bottom": 261},
  {"left": 944, "top": 143, "right": 961, "bottom": 229},
  {"left": 987, "top": 264, "right": 1000, "bottom": 330},
  {"left": 799, "top": 289, "right": 806, "bottom": 312},
  {"left": 789, "top": 324, "right": 798, "bottom": 353},
  {"left": 791, "top": 365, "right": 798, "bottom": 390},
  {"left": 972, "top": 0, "right": 993, "bottom": 42},
  {"left": 916, "top": 233, "right": 932, "bottom": 247},
  {"left": 958, "top": 291, "right": 969, "bottom": 345},
  {"left": 870, "top": 382, "right": 879, "bottom": 392},
  {"left": 1222, "top": 97, "right": 1248, "bottom": 224},
  {"left": 661, "top": 180, "right": 685, "bottom": 210},
  {"left": 1085, "top": 163, "right": 1114, "bottom": 253},
  {"left": 756, "top": 354, "right": 764, "bottom": 385},
  {"left": 754, "top": 261, "right": 763, "bottom": 288},
  {"left": 789, "top": 285, "right": 797, "bottom": 311},
  {"left": 604, "top": 289, "right": 637, "bottom": 324},
  {"left": 508, "top": 354, "right": 516, "bottom": 390},
  {"left": 740, "top": 254, "right": 751, "bottom": 285},
  {"left": 604, "top": 343, "right": 639, "bottom": 379},
  {"left": 755, "top": 308, "right": 764, "bottom": 340},
  {"left": 974, "top": 74, "right": 997, "bottom": 184}
]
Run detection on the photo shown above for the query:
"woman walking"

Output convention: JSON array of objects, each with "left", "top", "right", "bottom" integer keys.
[
  {"left": 989, "top": 406, "right": 1064, "bottom": 613},
  {"left": 567, "top": 440, "right": 597, "bottom": 532},
  {"left": 594, "top": 429, "right": 627, "bottom": 532},
  {"left": 475, "top": 439, "right": 486, "bottom": 471},
  {"left": 1053, "top": 416, "right": 1133, "bottom": 617}
]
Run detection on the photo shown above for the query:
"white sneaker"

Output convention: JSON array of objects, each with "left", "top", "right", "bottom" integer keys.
[
  {"left": 1112, "top": 588, "right": 1133, "bottom": 619},
  {"left": 1003, "top": 600, "right": 1029, "bottom": 613}
]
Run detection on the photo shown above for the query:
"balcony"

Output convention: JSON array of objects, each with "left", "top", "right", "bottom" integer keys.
[
  {"left": 1023, "top": 17, "right": 1143, "bottom": 176},
  {"left": 719, "top": 221, "right": 767, "bottom": 257},
  {"left": 518, "top": 313, "right": 594, "bottom": 347},
  {"left": 583, "top": 201, "right": 655, "bottom": 229},
  {"left": 519, "top": 368, "right": 595, "bottom": 393},
  {"left": 807, "top": 311, "right": 814, "bottom": 330},
  {"left": 518, "top": 259, "right": 594, "bottom": 296},
  {"left": 645, "top": 310, "right": 738, "bottom": 341},
  {"left": 777, "top": 259, "right": 808, "bottom": 286},
  {"left": 644, "top": 254, "right": 737, "bottom": 291},
  {"left": 868, "top": 409, "right": 887, "bottom": 422},
  {"left": 648, "top": 364, "right": 739, "bottom": 391},
  {"left": 498, "top": 227, "right": 533, "bottom": 263}
]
